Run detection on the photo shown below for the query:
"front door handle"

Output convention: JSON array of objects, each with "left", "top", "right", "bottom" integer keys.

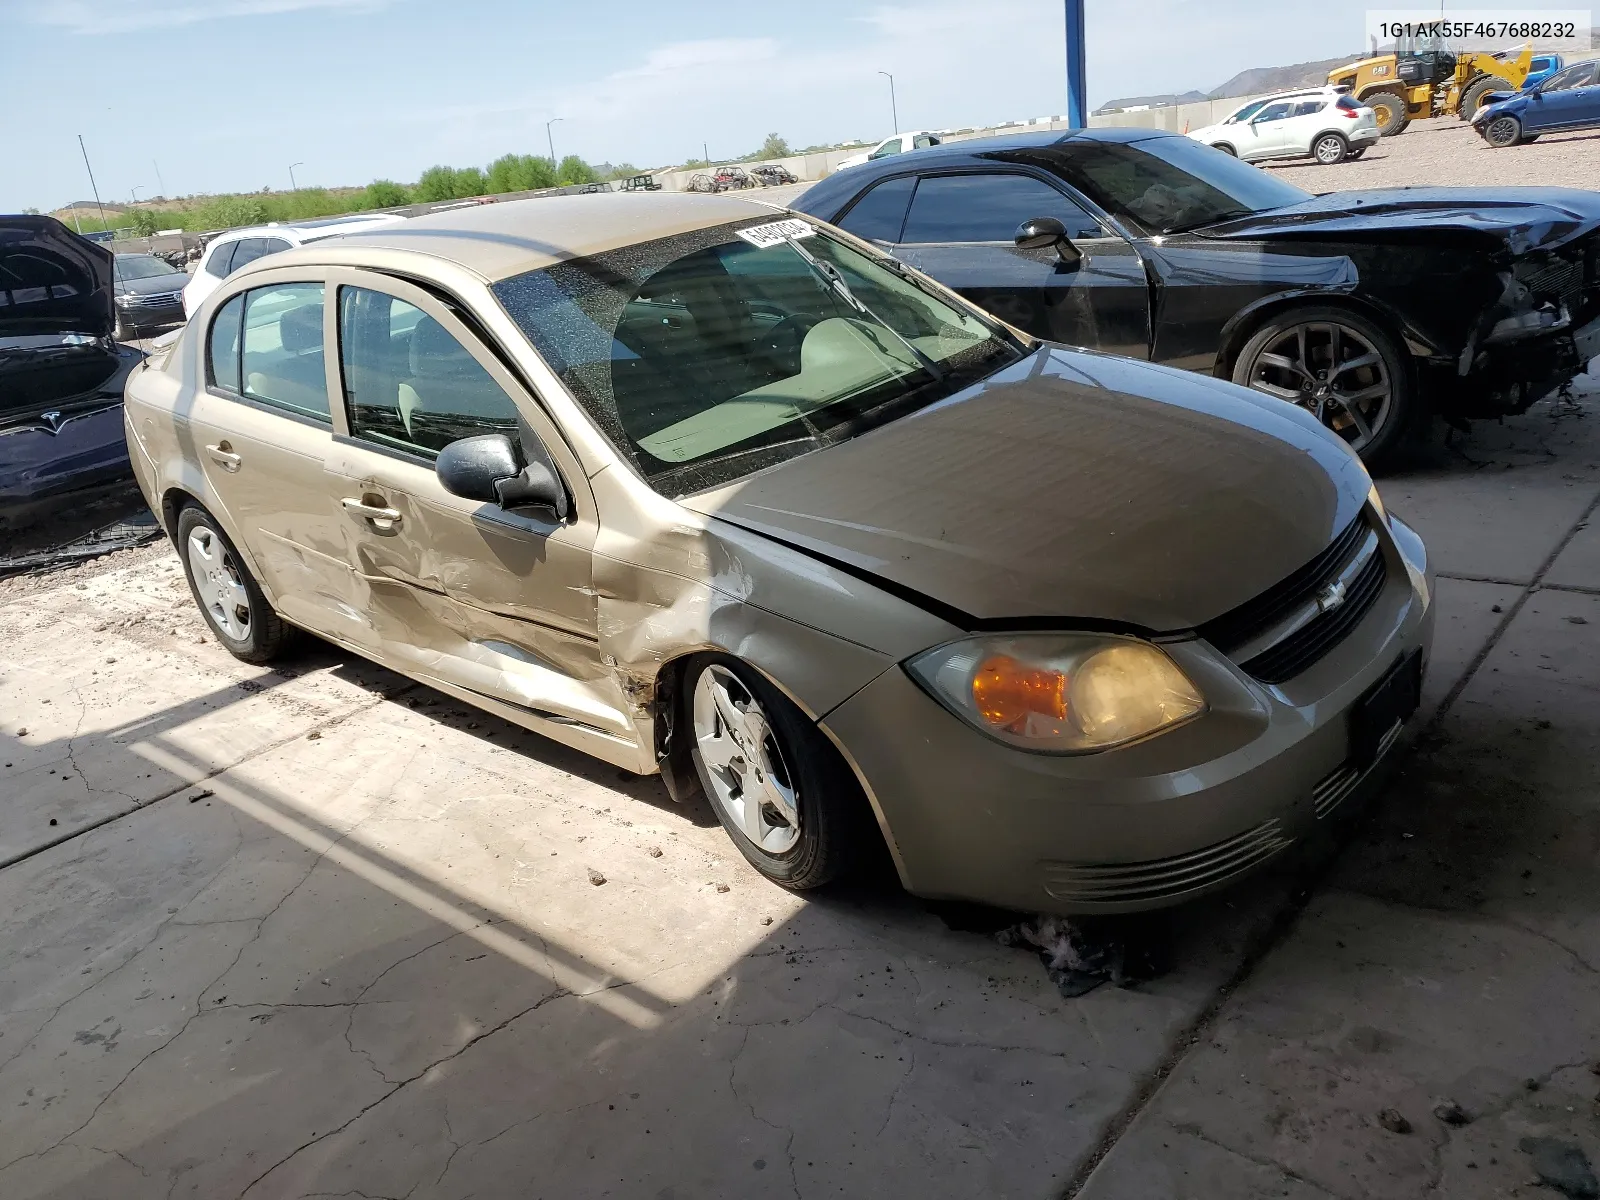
[
  {"left": 341, "top": 496, "right": 403, "bottom": 532},
  {"left": 205, "top": 442, "right": 241, "bottom": 471}
]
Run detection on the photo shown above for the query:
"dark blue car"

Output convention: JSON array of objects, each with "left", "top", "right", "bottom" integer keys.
[{"left": 1473, "top": 58, "right": 1600, "bottom": 146}]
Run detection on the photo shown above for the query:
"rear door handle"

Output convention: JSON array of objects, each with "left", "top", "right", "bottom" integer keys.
[
  {"left": 205, "top": 442, "right": 241, "bottom": 471},
  {"left": 341, "top": 496, "right": 403, "bottom": 532}
]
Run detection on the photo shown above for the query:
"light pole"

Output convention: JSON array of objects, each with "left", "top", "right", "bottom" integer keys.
[
  {"left": 153, "top": 160, "right": 166, "bottom": 198},
  {"left": 878, "top": 70, "right": 899, "bottom": 132},
  {"left": 546, "top": 118, "right": 564, "bottom": 168},
  {"left": 130, "top": 185, "right": 145, "bottom": 205},
  {"left": 289, "top": 162, "right": 304, "bottom": 190}
]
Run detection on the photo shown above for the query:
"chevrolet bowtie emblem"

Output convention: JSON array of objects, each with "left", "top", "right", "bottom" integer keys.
[{"left": 1316, "top": 579, "right": 1348, "bottom": 613}]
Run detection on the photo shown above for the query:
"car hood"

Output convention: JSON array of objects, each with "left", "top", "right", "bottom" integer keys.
[
  {"left": 0, "top": 215, "right": 116, "bottom": 337},
  {"left": 680, "top": 348, "right": 1369, "bottom": 631},
  {"left": 1199, "top": 187, "right": 1600, "bottom": 255},
  {"left": 115, "top": 270, "right": 189, "bottom": 297}
]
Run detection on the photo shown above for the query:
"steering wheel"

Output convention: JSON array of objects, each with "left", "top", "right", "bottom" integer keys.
[{"left": 755, "top": 314, "right": 816, "bottom": 371}]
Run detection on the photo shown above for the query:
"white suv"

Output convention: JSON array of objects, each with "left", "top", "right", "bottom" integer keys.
[
  {"left": 835, "top": 130, "right": 944, "bottom": 170},
  {"left": 181, "top": 213, "right": 402, "bottom": 316},
  {"left": 1189, "top": 90, "right": 1379, "bottom": 165}
]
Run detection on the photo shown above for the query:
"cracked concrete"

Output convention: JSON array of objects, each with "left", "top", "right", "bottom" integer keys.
[{"left": 2, "top": 387, "right": 1599, "bottom": 1198}]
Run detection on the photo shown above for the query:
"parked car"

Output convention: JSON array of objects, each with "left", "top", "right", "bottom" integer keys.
[
  {"left": 124, "top": 193, "right": 1433, "bottom": 915},
  {"left": 834, "top": 130, "right": 944, "bottom": 170},
  {"left": 1519, "top": 52, "right": 1566, "bottom": 92},
  {"left": 792, "top": 128, "right": 1600, "bottom": 469},
  {"left": 1188, "top": 88, "right": 1379, "bottom": 164},
  {"left": 1, "top": 216, "right": 143, "bottom": 531},
  {"left": 1472, "top": 58, "right": 1600, "bottom": 146},
  {"left": 112, "top": 253, "right": 190, "bottom": 341},
  {"left": 182, "top": 213, "right": 402, "bottom": 317}
]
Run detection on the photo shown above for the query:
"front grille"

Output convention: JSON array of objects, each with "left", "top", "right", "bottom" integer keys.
[
  {"left": 1313, "top": 719, "right": 1403, "bottom": 819},
  {"left": 1199, "top": 514, "right": 1388, "bottom": 684},
  {"left": 126, "top": 290, "right": 183, "bottom": 308},
  {"left": 1516, "top": 257, "right": 1584, "bottom": 311},
  {"left": 1041, "top": 819, "right": 1293, "bottom": 908}
]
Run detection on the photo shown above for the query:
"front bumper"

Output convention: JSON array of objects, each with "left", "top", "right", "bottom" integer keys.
[
  {"left": 117, "top": 299, "right": 186, "bottom": 334},
  {"left": 821, "top": 512, "right": 1434, "bottom": 915}
]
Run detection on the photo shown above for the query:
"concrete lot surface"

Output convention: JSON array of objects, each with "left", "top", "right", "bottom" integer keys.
[{"left": 2, "top": 372, "right": 1599, "bottom": 1198}]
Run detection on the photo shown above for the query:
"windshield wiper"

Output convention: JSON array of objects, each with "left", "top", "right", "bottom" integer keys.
[{"left": 783, "top": 236, "right": 946, "bottom": 381}]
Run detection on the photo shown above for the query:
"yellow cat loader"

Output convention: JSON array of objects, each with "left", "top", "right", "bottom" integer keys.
[{"left": 1327, "top": 41, "right": 1537, "bottom": 136}]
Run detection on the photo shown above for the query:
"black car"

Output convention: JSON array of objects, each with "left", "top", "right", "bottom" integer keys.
[
  {"left": 1, "top": 217, "right": 143, "bottom": 536},
  {"left": 793, "top": 128, "right": 1600, "bottom": 468},
  {"left": 112, "top": 252, "right": 190, "bottom": 341}
]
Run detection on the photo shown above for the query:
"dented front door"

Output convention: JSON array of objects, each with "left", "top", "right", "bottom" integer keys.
[{"left": 321, "top": 271, "right": 634, "bottom": 744}]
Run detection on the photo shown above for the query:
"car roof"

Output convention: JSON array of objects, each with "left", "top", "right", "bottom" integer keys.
[
  {"left": 263, "top": 190, "right": 793, "bottom": 282},
  {"left": 206, "top": 213, "right": 400, "bottom": 247}
]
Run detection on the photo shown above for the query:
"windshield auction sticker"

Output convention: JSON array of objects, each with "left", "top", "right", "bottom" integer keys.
[
  {"left": 736, "top": 218, "right": 817, "bottom": 249},
  {"left": 1364, "top": 9, "right": 1590, "bottom": 51}
]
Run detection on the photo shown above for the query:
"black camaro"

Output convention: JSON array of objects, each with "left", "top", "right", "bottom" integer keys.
[{"left": 794, "top": 128, "right": 1600, "bottom": 468}]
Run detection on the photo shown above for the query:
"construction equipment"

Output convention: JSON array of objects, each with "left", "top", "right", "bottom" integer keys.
[{"left": 1327, "top": 39, "right": 1544, "bottom": 135}]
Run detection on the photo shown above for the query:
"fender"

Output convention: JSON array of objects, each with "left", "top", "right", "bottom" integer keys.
[{"left": 1212, "top": 287, "right": 1450, "bottom": 376}]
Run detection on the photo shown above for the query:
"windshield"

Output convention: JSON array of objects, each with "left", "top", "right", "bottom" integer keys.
[
  {"left": 493, "top": 218, "right": 1021, "bottom": 496},
  {"left": 115, "top": 254, "right": 179, "bottom": 281},
  {"left": 1052, "top": 135, "right": 1311, "bottom": 235}
]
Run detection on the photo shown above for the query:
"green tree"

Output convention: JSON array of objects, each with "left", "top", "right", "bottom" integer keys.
[
  {"left": 604, "top": 162, "right": 641, "bottom": 181},
  {"left": 555, "top": 155, "right": 597, "bottom": 185},
  {"left": 413, "top": 166, "right": 462, "bottom": 203},
  {"left": 130, "top": 209, "right": 162, "bottom": 237},
  {"left": 453, "top": 167, "right": 487, "bottom": 197},
  {"left": 192, "top": 195, "right": 268, "bottom": 230},
  {"left": 759, "top": 133, "right": 791, "bottom": 160},
  {"left": 363, "top": 180, "right": 410, "bottom": 208},
  {"left": 485, "top": 153, "right": 556, "bottom": 194}
]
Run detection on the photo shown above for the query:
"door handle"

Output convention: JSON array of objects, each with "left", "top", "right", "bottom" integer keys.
[
  {"left": 205, "top": 442, "right": 241, "bottom": 471},
  {"left": 341, "top": 496, "right": 403, "bottom": 532}
]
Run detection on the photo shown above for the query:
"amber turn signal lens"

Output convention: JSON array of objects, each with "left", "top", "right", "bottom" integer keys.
[{"left": 972, "top": 654, "right": 1069, "bottom": 733}]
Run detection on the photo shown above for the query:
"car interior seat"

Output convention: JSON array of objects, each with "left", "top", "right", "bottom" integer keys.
[
  {"left": 397, "top": 317, "right": 512, "bottom": 448},
  {"left": 244, "top": 301, "right": 326, "bottom": 414}
]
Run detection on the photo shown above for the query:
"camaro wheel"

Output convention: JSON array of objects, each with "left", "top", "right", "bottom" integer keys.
[
  {"left": 1484, "top": 115, "right": 1522, "bottom": 147},
  {"left": 1232, "top": 307, "right": 1414, "bottom": 470},
  {"left": 685, "top": 656, "right": 864, "bottom": 890},
  {"left": 1312, "top": 133, "right": 1347, "bottom": 165},
  {"left": 177, "top": 504, "right": 295, "bottom": 664}
]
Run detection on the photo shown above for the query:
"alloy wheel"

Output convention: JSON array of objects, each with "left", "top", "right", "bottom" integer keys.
[
  {"left": 692, "top": 665, "right": 801, "bottom": 854},
  {"left": 187, "top": 526, "right": 251, "bottom": 641},
  {"left": 1242, "top": 321, "right": 1393, "bottom": 454},
  {"left": 1485, "top": 116, "right": 1520, "bottom": 147},
  {"left": 1314, "top": 135, "right": 1345, "bottom": 164}
]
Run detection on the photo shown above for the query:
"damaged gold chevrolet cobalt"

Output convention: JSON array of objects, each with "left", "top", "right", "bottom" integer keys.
[{"left": 122, "top": 192, "right": 1434, "bottom": 913}]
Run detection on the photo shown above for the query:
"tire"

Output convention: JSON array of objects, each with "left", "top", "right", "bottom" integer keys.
[
  {"left": 1213, "top": 142, "right": 1237, "bottom": 156},
  {"left": 176, "top": 504, "right": 296, "bottom": 664},
  {"left": 1231, "top": 305, "right": 1417, "bottom": 472},
  {"left": 1460, "top": 76, "right": 1512, "bottom": 120},
  {"left": 1366, "top": 91, "right": 1410, "bottom": 137},
  {"left": 683, "top": 654, "right": 868, "bottom": 891},
  {"left": 1312, "top": 132, "right": 1348, "bottom": 165},
  {"left": 1483, "top": 114, "right": 1522, "bottom": 147}
]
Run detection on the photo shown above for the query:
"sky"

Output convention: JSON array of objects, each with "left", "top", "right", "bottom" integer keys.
[{"left": 0, "top": 0, "right": 1581, "bottom": 211}]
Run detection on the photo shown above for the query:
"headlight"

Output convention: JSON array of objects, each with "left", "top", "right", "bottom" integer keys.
[
  {"left": 115, "top": 293, "right": 136, "bottom": 306},
  {"left": 906, "top": 634, "right": 1205, "bottom": 754}
]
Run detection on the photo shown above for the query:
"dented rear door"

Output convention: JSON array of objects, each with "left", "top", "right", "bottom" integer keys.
[{"left": 321, "top": 271, "right": 632, "bottom": 743}]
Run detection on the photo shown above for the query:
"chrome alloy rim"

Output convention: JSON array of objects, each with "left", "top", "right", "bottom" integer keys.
[
  {"left": 187, "top": 526, "right": 251, "bottom": 641},
  {"left": 1314, "top": 136, "right": 1344, "bottom": 164},
  {"left": 691, "top": 665, "right": 801, "bottom": 854},
  {"left": 1244, "top": 321, "right": 1393, "bottom": 453}
]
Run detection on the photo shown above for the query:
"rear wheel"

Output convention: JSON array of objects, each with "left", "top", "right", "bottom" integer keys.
[
  {"left": 1366, "top": 91, "right": 1410, "bottom": 136},
  {"left": 1461, "top": 76, "right": 1512, "bottom": 120},
  {"left": 176, "top": 504, "right": 296, "bottom": 664},
  {"left": 685, "top": 655, "right": 867, "bottom": 891},
  {"left": 1312, "top": 132, "right": 1348, "bottom": 165},
  {"left": 1484, "top": 114, "right": 1523, "bottom": 147},
  {"left": 1232, "top": 306, "right": 1416, "bottom": 471},
  {"left": 1213, "top": 142, "right": 1237, "bottom": 156}
]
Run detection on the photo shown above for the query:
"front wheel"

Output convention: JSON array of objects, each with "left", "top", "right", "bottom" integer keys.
[
  {"left": 685, "top": 656, "right": 866, "bottom": 890},
  {"left": 1213, "top": 142, "right": 1237, "bottom": 156},
  {"left": 1483, "top": 114, "right": 1522, "bottom": 147},
  {"left": 1312, "top": 133, "right": 1348, "bottom": 165},
  {"left": 1231, "top": 306, "right": 1416, "bottom": 471},
  {"left": 176, "top": 504, "right": 296, "bottom": 663}
]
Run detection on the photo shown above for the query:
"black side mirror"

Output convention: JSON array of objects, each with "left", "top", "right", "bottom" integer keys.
[
  {"left": 436, "top": 433, "right": 569, "bottom": 519},
  {"left": 1014, "top": 217, "right": 1082, "bottom": 267}
]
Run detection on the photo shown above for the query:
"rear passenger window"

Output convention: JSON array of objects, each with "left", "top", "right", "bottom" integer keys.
[
  {"left": 836, "top": 176, "right": 916, "bottom": 243},
  {"left": 240, "top": 283, "right": 328, "bottom": 421},
  {"left": 1293, "top": 100, "right": 1323, "bottom": 116},
  {"left": 208, "top": 294, "right": 243, "bottom": 391},
  {"left": 227, "top": 239, "right": 271, "bottom": 272},
  {"left": 901, "top": 174, "right": 1104, "bottom": 242},
  {"left": 337, "top": 286, "right": 520, "bottom": 457},
  {"left": 203, "top": 241, "right": 238, "bottom": 279}
]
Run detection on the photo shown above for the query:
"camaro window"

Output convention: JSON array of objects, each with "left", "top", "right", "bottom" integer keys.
[
  {"left": 836, "top": 175, "right": 915, "bottom": 243},
  {"left": 493, "top": 220, "right": 1021, "bottom": 495},
  {"left": 239, "top": 283, "right": 329, "bottom": 421},
  {"left": 1053, "top": 136, "right": 1311, "bottom": 235},
  {"left": 338, "top": 286, "right": 521, "bottom": 458},
  {"left": 901, "top": 173, "right": 1104, "bottom": 242}
]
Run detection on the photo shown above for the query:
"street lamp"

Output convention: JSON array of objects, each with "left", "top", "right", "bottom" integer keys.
[
  {"left": 546, "top": 118, "right": 564, "bottom": 168},
  {"left": 878, "top": 70, "right": 899, "bottom": 133},
  {"left": 130, "top": 185, "right": 145, "bottom": 205},
  {"left": 289, "top": 162, "right": 304, "bottom": 190}
]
